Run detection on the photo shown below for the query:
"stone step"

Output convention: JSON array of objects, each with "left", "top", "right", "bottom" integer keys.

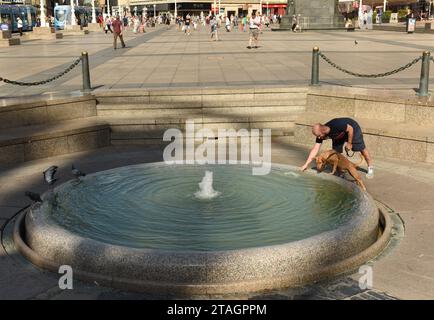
[
  {"left": 98, "top": 107, "right": 204, "bottom": 119},
  {"left": 96, "top": 99, "right": 307, "bottom": 110},
  {"left": 0, "top": 117, "right": 110, "bottom": 167},
  {"left": 94, "top": 86, "right": 308, "bottom": 97},
  {"left": 109, "top": 119, "right": 295, "bottom": 140},
  {"left": 306, "top": 87, "right": 434, "bottom": 125},
  {"left": 0, "top": 38, "right": 20, "bottom": 47},
  {"left": 111, "top": 133, "right": 285, "bottom": 147},
  {"left": 294, "top": 112, "right": 434, "bottom": 164},
  {"left": 95, "top": 88, "right": 307, "bottom": 105},
  {"left": 0, "top": 95, "right": 97, "bottom": 130},
  {"left": 97, "top": 106, "right": 305, "bottom": 120}
]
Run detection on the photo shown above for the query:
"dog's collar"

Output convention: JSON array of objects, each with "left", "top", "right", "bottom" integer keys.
[{"left": 324, "top": 150, "right": 339, "bottom": 161}]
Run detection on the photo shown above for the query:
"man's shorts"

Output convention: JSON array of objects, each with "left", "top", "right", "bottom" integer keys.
[
  {"left": 250, "top": 28, "right": 259, "bottom": 39},
  {"left": 332, "top": 129, "right": 366, "bottom": 153}
]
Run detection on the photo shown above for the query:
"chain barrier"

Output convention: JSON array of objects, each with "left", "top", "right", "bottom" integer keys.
[
  {"left": 0, "top": 57, "right": 81, "bottom": 86},
  {"left": 318, "top": 52, "right": 422, "bottom": 78}
]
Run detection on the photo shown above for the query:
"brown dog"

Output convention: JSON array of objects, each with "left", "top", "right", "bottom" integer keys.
[{"left": 315, "top": 149, "right": 367, "bottom": 191}]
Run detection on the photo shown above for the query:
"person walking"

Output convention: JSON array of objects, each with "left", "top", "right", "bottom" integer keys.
[
  {"left": 210, "top": 15, "right": 219, "bottom": 41},
  {"left": 177, "top": 16, "right": 183, "bottom": 31},
  {"left": 112, "top": 15, "right": 126, "bottom": 50},
  {"left": 361, "top": 10, "right": 368, "bottom": 30},
  {"left": 265, "top": 15, "right": 270, "bottom": 28},
  {"left": 123, "top": 15, "right": 128, "bottom": 29},
  {"left": 16, "top": 16, "right": 23, "bottom": 36},
  {"left": 166, "top": 15, "right": 171, "bottom": 29},
  {"left": 247, "top": 11, "right": 261, "bottom": 49},
  {"left": 98, "top": 14, "right": 104, "bottom": 28},
  {"left": 105, "top": 16, "right": 113, "bottom": 34},
  {"left": 233, "top": 15, "right": 238, "bottom": 32},
  {"left": 133, "top": 16, "right": 140, "bottom": 33},
  {"left": 225, "top": 15, "right": 231, "bottom": 32},
  {"left": 184, "top": 14, "right": 191, "bottom": 35}
]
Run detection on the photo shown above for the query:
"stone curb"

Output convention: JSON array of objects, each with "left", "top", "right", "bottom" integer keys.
[{"left": 12, "top": 166, "right": 392, "bottom": 296}]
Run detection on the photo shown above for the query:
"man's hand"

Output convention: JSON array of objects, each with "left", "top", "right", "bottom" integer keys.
[
  {"left": 300, "top": 163, "right": 309, "bottom": 172},
  {"left": 346, "top": 142, "right": 353, "bottom": 151}
]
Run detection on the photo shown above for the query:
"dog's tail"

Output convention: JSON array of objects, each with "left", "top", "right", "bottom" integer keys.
[{"left": 352, "top": 153, "right": 365, "bottom": 168}]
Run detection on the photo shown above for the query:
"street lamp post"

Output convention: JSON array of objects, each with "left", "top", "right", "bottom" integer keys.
[
  {"left": 154, "top": 4, "right": 156, "bottom": 17},
  {"left": 174, "top": 0, "right": 177, "bottom": 17},
  {"left": 39, "top": 0, "right": 47, "bottom": 27},
  {"left": 71, "top": 0, "right": 77, "bottom": 25},
  {"left": 267, "top": 0, "right": 269, "bottom": 16},
  {"left": 218, "top": 0, "right": 221, "bottom": 16},
  {"left": 383, "top": 0, "right": 387, "bottom": 12},
  {"left": 107, "top": 0, "right": 111, "bottom": 17},
  {"left": 288, "top": 0, "right": 294, "bottom": 16},
  {"left": 91, "top": 0, "right": 96, "bottom": 23}
]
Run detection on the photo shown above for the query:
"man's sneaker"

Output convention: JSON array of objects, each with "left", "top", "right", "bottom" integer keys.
[{"left": 366, "top": 166, "right": 374, "bottom": 179}]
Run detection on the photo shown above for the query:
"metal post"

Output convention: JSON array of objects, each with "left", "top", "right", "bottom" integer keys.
[
  {"left": 81, "top": 51, "right": 91, "bottom": 92},
  {"left": 311, "top": 47, "right": 320, "bottom": 86},
  {"left": 91, "top": 0, "right": 96, "bottom": 23},
  {"left": 71, "top": 0, "right": 77, "bottom": 26},
  {"left": 40, "top": 0, "right": 47, "bottom": 27},
  {"left": 418, "top": 51, "right": 430, "bottom": 97}
]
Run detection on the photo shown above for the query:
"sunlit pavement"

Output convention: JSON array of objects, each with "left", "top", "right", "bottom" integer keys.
[{"left": 1, "top": 25, "right": 433, "bottom": 97}]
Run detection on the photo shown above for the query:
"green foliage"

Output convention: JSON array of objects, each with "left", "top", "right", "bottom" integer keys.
[
  {"left": 382, "top": 10, "right": 392, "bottom": 23},
  {"left": 398, "top": 9, "right": 409, "bottom": 19}
]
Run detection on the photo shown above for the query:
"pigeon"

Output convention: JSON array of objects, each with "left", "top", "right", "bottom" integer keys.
[
  {"left": 354, "top": 40, "right": 358, "bottom": 45},
  {"left": 43, "top": 165, "right": 58, "bottom": 185},
  {"left": 25, "top": 191, "right": 42, "bottom": 203},
  {"left": 71, "top": 164, "right": 86, "bottom": 179}
]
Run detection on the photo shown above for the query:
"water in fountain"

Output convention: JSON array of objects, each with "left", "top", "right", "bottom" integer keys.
[
  {"left": 49, "top": 164, "right": 360, "bottom": 251},
  {"left": 194, "top": 170, "right": 221, "bottom": 200}
]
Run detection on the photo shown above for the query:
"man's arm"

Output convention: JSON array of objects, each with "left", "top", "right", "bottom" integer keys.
[
  {"left": 300, "top": 143, "right": 321, "bottom": 171},
  {"left": 346, "top": 124, "right": 354, "bottom": 150}
]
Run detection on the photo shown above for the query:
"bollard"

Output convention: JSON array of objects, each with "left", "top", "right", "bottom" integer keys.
[
  {"left": 311, "top": 47, "right": 320, "bottom": 86},
  {"left": 418, "top": 51, "right": 430, "bottom": 97},
  {"left": 81, "top": 51, "right": 91, "bottom": 92}
]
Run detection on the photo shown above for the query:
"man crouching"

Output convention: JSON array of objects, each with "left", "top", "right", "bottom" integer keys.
[{"left": 300, "top": 117, "right": 374, "bottom": 179}]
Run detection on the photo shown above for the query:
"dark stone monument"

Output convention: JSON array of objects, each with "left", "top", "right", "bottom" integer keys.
[{"left": 277, "top": 0, "right": 345, "bottom": 30}]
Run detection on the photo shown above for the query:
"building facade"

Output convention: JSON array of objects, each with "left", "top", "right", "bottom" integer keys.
[{"left": 118, "top": 0, "right": 287, "bottom": 17}]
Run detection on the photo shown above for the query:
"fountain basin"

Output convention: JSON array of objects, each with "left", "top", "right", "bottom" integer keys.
[{"left": 19, "top": 163, "right": 382, "bottom": 294}]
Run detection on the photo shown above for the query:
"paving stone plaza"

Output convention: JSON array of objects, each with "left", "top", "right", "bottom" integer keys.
[
  {"left": 1, "top": 23, "right": 434, "bottom": 302},
  {"left": 1, "top": 26, "right": 432, "bottom": 96}
]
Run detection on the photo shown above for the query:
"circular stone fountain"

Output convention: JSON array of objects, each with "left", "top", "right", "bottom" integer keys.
[{"left": 17, "top": 163, "right": 383, "bottom": 294}]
